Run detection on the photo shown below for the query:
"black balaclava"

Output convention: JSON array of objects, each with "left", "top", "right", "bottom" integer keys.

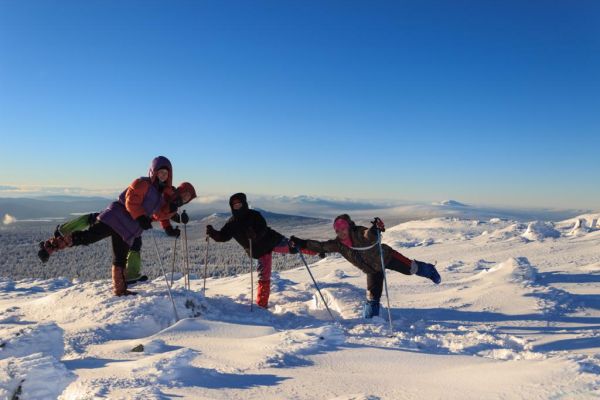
[{"left": 229, "top": 192, "right": 249, "bottom": 219}]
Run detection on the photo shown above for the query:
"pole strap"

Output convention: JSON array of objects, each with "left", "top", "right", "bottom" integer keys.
[{"left": 348, "top": 240, "right": 380, "bottom": 251}]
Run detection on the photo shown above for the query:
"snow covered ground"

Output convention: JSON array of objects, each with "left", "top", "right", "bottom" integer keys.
[{"left": 1, "top": 214, "right": 599, "bottom": 399}]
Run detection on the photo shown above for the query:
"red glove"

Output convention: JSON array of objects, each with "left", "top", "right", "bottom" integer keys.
[{"left": 372, "top": 217, "right": 385, "bottom": 232}]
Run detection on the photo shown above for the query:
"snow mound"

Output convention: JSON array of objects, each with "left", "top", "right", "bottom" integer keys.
[
  {"left": 562, "top": 215, "right": 600, "bottom": 236},
  {"left": 420, "top": 325, "right": 542, "bottom": 360},
  {"left": 521, "top": 221, "right": 560, "bottom": 241},
  {"left": 21, "top": 279, "right": 205, "bottom": 355},
  {"left": 130, "top": 348, "right": 198, "bottom": 384},
  {"left": 0, "top": 353, "right": 74, "bottom": 400},
  {"left": 506, "top": 257, "right": 537, "bottom": 284},
  {"left": 468, "top": 257, "right": 536, "bottom": 286},
  {"left": 557, "top": 213, "right": 600, "bottom": 231},
  {"left": 385, "top": 217, "right": 500, "bottom": 248},
  {"left": 261, "top": 325, "right": 345, "bottom": 368},
  {"left": 446, "top": 257, "right": 539, "bottom": 315},
  {"left": 483, "top": 223, "right": 527, "bottom": 242},
  {"left": 0, "top": 323, "right": 64, "bottom": 361}
]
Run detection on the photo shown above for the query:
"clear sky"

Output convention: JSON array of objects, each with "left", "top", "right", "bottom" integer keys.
[{"left": 1, "top": 1, "right": 599, "bottom": 209}]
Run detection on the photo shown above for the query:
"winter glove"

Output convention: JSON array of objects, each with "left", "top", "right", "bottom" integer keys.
[
  {"left": 165, "top": 226, "right": 181, "bottom": 238},
  {"left": 206, "top": 225, "right": 218, "bottom": 239},
  {"left": 246, "top": 227, "right": 257, "bottom": 241},
  {"left": 371, "top": 217, "right": 385, "bottom": 232},
  {"left": 169, "top": 196, "right": 184, "bottom": 212},
  {"left": 288, "top": 241, "right": 299, "bottom": 254},
  {"left": 181, "top": 210, "right": 189, "bottom": 224},
  {"left": 171, "top": 213, "right": 181, "bottom": 224},
  {"left": 289, "top": 236, "right": 308, "bottom": 249},
  {"left": 136, "top": 215, "right": 153, "bottom": 230}
]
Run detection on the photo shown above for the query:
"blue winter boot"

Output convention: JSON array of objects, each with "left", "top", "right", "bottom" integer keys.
[
  {"left": 362, "top": 300, "right": 381, "bottom": 319},
  {"left": 415, "top": 260, "right": 442, "bottom": 284}
]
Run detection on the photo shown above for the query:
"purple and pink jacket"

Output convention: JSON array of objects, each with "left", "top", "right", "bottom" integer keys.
[{"left": 98, "top": 156, "right": 173, "bottom": 246}]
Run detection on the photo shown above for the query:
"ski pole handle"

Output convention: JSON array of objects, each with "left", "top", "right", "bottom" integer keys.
[
  {"left": 181, "top": 210, "right": 189, "bottom": 224},
  {"left": 371, "top": 217, "right": 385, "bottom": 232}
]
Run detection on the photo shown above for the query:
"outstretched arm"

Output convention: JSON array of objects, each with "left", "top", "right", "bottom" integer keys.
[
  {"left": 290, "top": 236, "right": 340, "bottom": 254},
  {"left": 207, "top": 220, "right": 234, "bottom": 242}
]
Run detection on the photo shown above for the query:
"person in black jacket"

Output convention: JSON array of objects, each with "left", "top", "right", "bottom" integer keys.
[{"left": 206, "top": 193, "right": 316, "bottom": 308}]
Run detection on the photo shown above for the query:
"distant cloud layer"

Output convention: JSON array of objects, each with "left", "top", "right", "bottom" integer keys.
[
  {"left": 0, "top": 186, "right": 590, "bottom": 223},
  {"left": 0, "top": 185, "right": 119, "bottom": 198}
]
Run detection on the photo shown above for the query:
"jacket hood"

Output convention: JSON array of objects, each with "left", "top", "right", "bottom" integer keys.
[
  {"left": 229, "top": 192, "right": 249, "bottom": 218},
  {"left": 149, "top": 156, "right": 173, "bottom": 187},
  {"left": 176, "top": 182, "right": 197, "bottom": 204}
]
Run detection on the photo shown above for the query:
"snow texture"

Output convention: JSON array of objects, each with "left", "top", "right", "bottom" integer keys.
[{"left": 1, "top": 214, "right": 600, "bottom": 399}]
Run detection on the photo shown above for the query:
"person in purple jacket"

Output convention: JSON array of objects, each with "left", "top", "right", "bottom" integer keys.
[{"left": 37, "top": 156, "right": 175, "bottom": 296}]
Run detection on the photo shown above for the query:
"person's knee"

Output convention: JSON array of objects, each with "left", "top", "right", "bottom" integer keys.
[{"left": 113, "top": 251, "right": 128, "bottom": 268}]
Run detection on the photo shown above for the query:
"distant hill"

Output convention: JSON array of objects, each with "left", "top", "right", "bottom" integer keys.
[
  {"left": 0, "top": 197, "right": 111, "bottom": 220},
  {"left": 34, "top": 195, "right": 112, "bottom": 202},
  {"left": 202, "top": 208, "right": 327, "bottom": 225},
  {"left": 437, "top": 200, "right": 470, "bottom": 207}
]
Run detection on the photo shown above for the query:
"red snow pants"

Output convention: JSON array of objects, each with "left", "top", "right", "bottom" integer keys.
[{"left": 256, "top": 239, "right": 317, "bottom": 308}]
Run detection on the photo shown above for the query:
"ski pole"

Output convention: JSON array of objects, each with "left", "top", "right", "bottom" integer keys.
[
  {"left": 181, "top": 211, "right": 190, "bottom": 291},
  {"left": 203, "top": 236, "right": 210, "bottom": 296},
  {"left": 376, "top": 229, "right": 394, "bottom": 334},
  {"left": 169, "top": 236, "right": 178, "bottom": 287},
  {"left": 180, "top": 230, "right": 190, "bottom": 291},
  {"left": 296, "top": 248, "right": 338, "bottom": 323},
  {"left": 151, "top": 229, "right": 180, "bottom": 322},
  {"left": 249, "top": 239, "right": 254, "bottom": 312}
]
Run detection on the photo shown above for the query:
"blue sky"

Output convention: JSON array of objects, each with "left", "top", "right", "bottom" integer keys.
[{"left": 1, "top": 1, "right": 599, "bottom": 209}]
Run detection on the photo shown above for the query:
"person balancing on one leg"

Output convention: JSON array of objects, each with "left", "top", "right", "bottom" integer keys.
[
  {"left": 46, "top": 182, "right": 197, "bottom": 286},
  {"left": 206, "top": 193, "right": 316, "bottom": 309},
  {"left": 37, "top": 156, "right": 180, "bottom": 296},
  {"left": 290, "top": 214, "right": 441, "bottom": 319}
]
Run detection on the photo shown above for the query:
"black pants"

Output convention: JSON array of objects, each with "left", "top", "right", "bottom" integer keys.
[
  {"left": 71, "top": 221, "right": 130, "bottom": 268},
  {"left": 131, "top": 236, "right": 142, "bottom": 252},
  {"left": 366, "top": 251, "right": 413, "bottom": 301}
]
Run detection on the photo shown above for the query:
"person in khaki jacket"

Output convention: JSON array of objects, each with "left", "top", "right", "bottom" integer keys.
[{"left": 290, "top": 214, "right": 441, "bottom": 319}]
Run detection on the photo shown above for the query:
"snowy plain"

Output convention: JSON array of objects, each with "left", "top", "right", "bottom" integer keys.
[{"left": 1, "top": 213, "right": 600, "bottom": 399}]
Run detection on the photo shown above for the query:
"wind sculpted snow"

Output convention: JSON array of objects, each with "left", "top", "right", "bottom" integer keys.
[{"left": 0, "top": 214, "right": 599, "bottom": 399}]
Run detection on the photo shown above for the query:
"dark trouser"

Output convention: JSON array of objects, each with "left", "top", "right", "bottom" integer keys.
[
  {"left": 131, "top": 236, "right": 142, "bottom": 252},
  {"left": 71, "top": 221, "right": 131, "bottom": 268},
  {"left": 366, "top": 250, "right": 413, "bottom": 301}
]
